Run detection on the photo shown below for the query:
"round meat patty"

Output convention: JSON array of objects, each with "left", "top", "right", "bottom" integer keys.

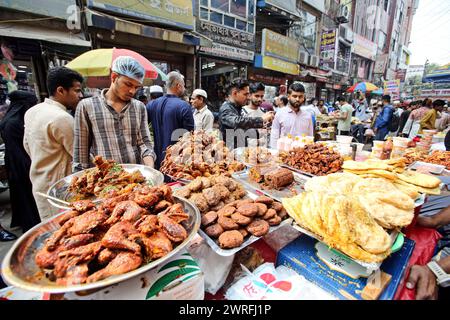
[
  {"left": 255, "top": 196, "right": 274, "bottom": 205},
  {"left": 271, "top": 202, "right": 284, "bottom": 212},
  {"left": 268, "top": 215, "right": 282, "bottom": 226},
  {"left": 218, "top": 230, "right": 244, "bottom": 249},
  {"left": 201, "top": 211, "right": 218, "bottom": 227},
  {"left": 231, "top": 212, "right": 252, "bottom": 226},
  {"left": 217, "top": 205, "right": 236, "bottom": 218},
  {"left": 277, "top": 208, "right": 288, "bottom": 220},
  {"left": 210, "top": 201, "right": 225, "bottom": 212},
  {"left": 236, "top": 203, "right": 259, "bottom": 217},
  {"left": 246, "top": 220, "right": 270, "bottom": 237},
  {"left": 263, "top": 208, "right": 277, "bottom": 220},
  {"left": 218, "top": 216, "right": 239, "bottom": 230},
  {"left": 256, "top": 203, "right": 268, "bottom": 217},
  {"left": 205, "top": 223, "right": 224, "bottom": 238},
  {"left": 238, "top": 228, "right": 249, "bottom": 238}
]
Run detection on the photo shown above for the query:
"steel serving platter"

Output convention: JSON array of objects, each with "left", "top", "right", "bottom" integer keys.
[{"left": 1, "top": 196, "right": 200, "bottom": 293}]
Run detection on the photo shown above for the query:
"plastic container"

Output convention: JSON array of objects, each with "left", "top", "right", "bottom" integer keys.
[
  {"left": 355, "top": 150, "right": 371, "bottom": 161},
  {"left": 391, "top": 146, "right": 407, "bottom": 159},
  {"left": 371, "top": 148, "right": 383, "bottom": 159},
  {"left": 336, "top": 135, "right": 354, "bottom": 144},
  {"left": 392, "top": 137, "right": 410, "bottom": 148},
  {"left": 422, "top": 129, "right": 437, "bottom": 136},
  {"left": 353, "top": 143, "right": 364, "bottom": 152}
]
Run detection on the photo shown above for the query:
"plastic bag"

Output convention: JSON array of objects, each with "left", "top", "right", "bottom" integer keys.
[
  {"left": 225, "top": 262, "right": 336, "bottom": 300},
  {"left": 187, "top": 235, "right": 235, "bottom": 295}
]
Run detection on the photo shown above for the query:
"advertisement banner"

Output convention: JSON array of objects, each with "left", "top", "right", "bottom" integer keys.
[
  {"left": 395, "top": 69, "right": 407, "bottom": 82},
  {"left": 88, "top": 0, "right": 194, "bottom": 30},
  {"left": 353, "top": 34, "right": 377, "bottom": 61},
  {"left": 384, "top": 80, "right": 401, "bottom": 100},
  {"left": 260, "top": 56, "right": 300, "bottom": 75},
  {"left": 200, "top": 43, "right": 254, "bottom": 62},
  {"left": 319, "top": 29, "right": 337, "bottom": 70},
  {"left": 0, "top": 0, "right": 76, "bottom": 20},
  {"left": 261, "top": 29, "right": 300, "bottom": 64}
]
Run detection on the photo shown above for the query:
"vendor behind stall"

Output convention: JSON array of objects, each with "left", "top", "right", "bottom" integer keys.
[{"left": 331, "top": 96, "right": 354, "bottom": 136}]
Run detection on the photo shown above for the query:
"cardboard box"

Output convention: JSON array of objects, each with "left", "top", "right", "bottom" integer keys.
[
  {"left": 276, "top": 235, "right": 415, "bottom": 300},
  {"left": 64, "top": 250, "right": 204, "bottom": 300}
]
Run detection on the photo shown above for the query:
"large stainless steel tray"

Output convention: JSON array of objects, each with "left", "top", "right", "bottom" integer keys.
[
  {"left": 1, "top": 196, "right": 200, "bottom": 294},
  {"left": 47, "top": 164, "right": 164, "bottom": 209},
  {"left": 196, "top": 190, "right": 292, "bottom": 256},
  {"left": 232, "top": 169, "right": 311, "bottom": 202}
]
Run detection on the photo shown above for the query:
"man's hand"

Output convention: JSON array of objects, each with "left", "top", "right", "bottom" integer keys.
[
  {"left": 262, "top": 112, "right": 274, "bottom": 123},
  {"left": 143, "top": 156, "right": 155, "bottom": 168},
  {"left": 373, "top": 127, "right": 378, "bottom": 134},
  {"left": 406, "top": 265, "right": 439, "bottom": 300}
]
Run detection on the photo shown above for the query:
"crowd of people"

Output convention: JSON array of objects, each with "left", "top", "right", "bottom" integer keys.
[{"left": 0, "top": 55, "right": 449, "bottom": 299}]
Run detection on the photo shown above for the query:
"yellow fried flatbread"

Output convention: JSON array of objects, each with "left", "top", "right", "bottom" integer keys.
[
  {"left": 392, "top": 182, "right": 420, "bottom": 199},
  {"left": 343, "top": 160, "right": 390, "bottom": 171},
  {"left": 393, "top": 179, "right": 441, "bottom": 195},
  {"left": 398, "top": 170, "right": 442, "bottom": 189}
]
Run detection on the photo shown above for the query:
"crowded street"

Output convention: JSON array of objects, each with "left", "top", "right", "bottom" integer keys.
[{"left": 0, "top": 0, "right": 449, "bottom": 309}]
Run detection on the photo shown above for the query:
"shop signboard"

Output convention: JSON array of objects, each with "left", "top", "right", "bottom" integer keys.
[
  {"left": 88, "top": 0, "right": 194, "bottom": 30},
  {"left": 319, "top": 29, "right": 337, "bottom": 70},
  {"left": 395, "top": 69, "right": 407, "bottom": 82},
  {"left": 200, "top": 43, "right": 255, "bottom": 62},
  {"left": 374, "top": 54, "right": 388, "bottom": 74},
  {"left": 420, "top": 89, "right": 450, "bottom": 99},
  {"left": 261, "top": 29, "right": 300, "bottom": 64},
  {"left": 384, "top": 80, "right": 401, "bottom": 100},
  {"left": 0, "top": 0, "right": 76, "bottom": 20},
  {"left": 353, "top": 34, "right": 377, "bottom": 61},
  {"left": 196, "top": 19, "right": 255, "bottom": 51},
  {"left": 255, "top": 55, "right": 299, "bottom": 75}
]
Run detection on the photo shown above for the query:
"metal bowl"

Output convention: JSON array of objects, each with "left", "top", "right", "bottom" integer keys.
[
  {"left": 1, "top": 196, "right": 200, "bottom": 294},
  {"left": 47, "top": 164, "right": 164, "bottom": 209}
]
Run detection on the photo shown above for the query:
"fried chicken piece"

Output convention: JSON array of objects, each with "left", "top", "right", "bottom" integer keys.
[
  {"left": 86, "top": 252, "right": 143, "bottom": 283},
  {"left": 158, "top": 215, "right": 188, "bottom": 243},
  {"left": 101, "top": 221, "right": 141, "bottom": 254},
  {"left": 158, "top": 185, "right": 174, "bottom": 203},
  {"left": 159, "top": 203, "right": 189, "bottom": 223},
  {"left": 97, "top": 248, "right": 118, "bottom": 265},
  {"left": 188, "top": 177, "right": 203, "bottom": 192},
  {"left": 98, "top": 194, "right": 130, "bottom": 213},
  {"left": 174, "top": 188, "right": 191, "bottom": 199},
  {"left": 71, "top": 200, "right": 96, "bottom": 213},
  {"left": 134, "top": 214, "right": 159, "bottom": 235},
  {"left": 54, "top": 242, "right": 103, "bottom": 278},
  {"left": 154, "top": 200, "right": 172, "bottom": 213},
  {"left": 56, "top": 263, "right": 89, "bottom": 286},
  {"left": 133, "top": 193, "right": 160, "bottom": 209},
  {"left": 54, "top": 210, "right": 81, "bottom": 227},
  {"left": 35, "top": 234, "right": 94, "bottom": 269},
  {"left": 67, "top": 209, "right": 108, "bottom": 236},
  {"left": 104, "top": 201, "right": 145, "bottom": 225},
  {"left": 139, "top": 231, "right": 173, "bottom": 260}
]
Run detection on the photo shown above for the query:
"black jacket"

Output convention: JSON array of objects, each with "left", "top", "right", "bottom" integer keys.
[{"left": 218, "top": 100, "right": 264, "bottom": 149}]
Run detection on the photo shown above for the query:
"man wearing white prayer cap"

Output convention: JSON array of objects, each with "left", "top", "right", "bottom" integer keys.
[
  {"left": 149, "top": 85, "right": 164, "bottom": 100},
  {"left": 73, "top": 55, "right": 156, "bottom": 171},
  {"left": 190, "top": 89, "right": 214, "bottom": 131}
]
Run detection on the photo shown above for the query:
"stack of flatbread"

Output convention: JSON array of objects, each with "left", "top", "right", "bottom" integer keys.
[
  {"left": 342, "top": 159, "right": 442, "bottom": 196},
  {"left": 283, "top": 192, "right": 392, "bottom": 263}
]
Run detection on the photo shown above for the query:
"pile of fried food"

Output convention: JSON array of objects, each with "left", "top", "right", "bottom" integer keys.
[
  {"left": 422, "top": 150, "right": 450, "bottom": 170},
  {"left": 174, "top": 175, "right": 247, "bottom": 214},
  {"left": 174, "top": 175, "right": 286, "bottom": 249},
  {"left": 68, "top": 156, "right": 146, "bottom": 201},
  {"left": 249, "top": 166, "right": 295, "bottom": 190},
  {"left": 160, "top": 131, "right": 245, "bottom": 181},
  {"left": 279, "top": 143, "right": 343, "bottom": 176},
  {"left": 402, "top": 148, "right": 428, "bottom": 165},
  {"left": 283, "top": 172, "right": 416, "bottom": 263},
  {"left": 241, "top": 147, "right": 276, "bottom": 165},
  {"left": 343, "top": 158, "right": 442, "bottom": 195},
  {"left": 35, "top": 185, "right": 190, "bottom": 285}
]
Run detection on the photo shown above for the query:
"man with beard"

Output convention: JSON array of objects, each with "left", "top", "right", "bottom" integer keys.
[
  {"left": 219, "top": 78, "right": 274, "bottom": 149},
  {"left": 73, "top": 56, "right": 156, "bottom": 171},
  {"left": 242, "top": 82, "right": 270, "bottom": 146},
  {"left": 270, "top": 82, "right": 313, "bottom": 149}
]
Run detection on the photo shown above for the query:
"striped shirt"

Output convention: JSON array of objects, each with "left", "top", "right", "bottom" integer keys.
[{"left": 73, "top": 89, "right": 156, "bottom": 172}]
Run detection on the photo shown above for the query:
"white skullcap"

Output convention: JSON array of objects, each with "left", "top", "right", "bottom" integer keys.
[
  {"left": 149, "top": 85, "right": 163, "bottom": 94},
  {"left": 111, "top": 56, "right": 145, "bottom": 83},
  {"left": 192, "top": 89, "right": 207, "bottom": 99}
]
